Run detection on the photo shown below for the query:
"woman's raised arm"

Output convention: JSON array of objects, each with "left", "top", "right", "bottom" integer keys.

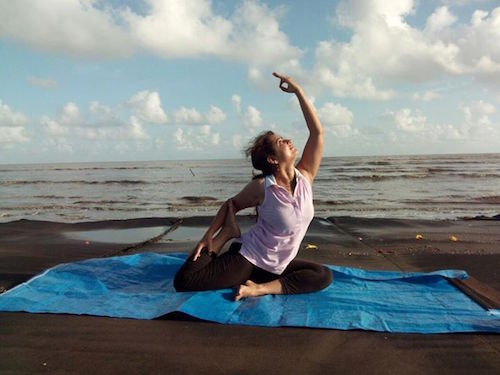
[{"left": 273, "top": 72, "right": 323, "bottom": 184}]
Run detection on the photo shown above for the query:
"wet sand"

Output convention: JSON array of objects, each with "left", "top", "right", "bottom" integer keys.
[{"left": 1, "top": 216, "right": 499, "bottom": 374}]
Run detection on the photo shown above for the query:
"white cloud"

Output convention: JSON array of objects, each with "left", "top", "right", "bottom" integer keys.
[
  {"left": 41, "top": 100, "right": 151, "bottom": 142},
  {"left": 382, "top": 101, "right": 499, "bottom": 144},
  {"left": 41, "top": 116, "right": 68, "bottom": 136},
  {"left": 0, "top": 0, "right": 132, "bottom": 58},
  {"left": 243, "top": 106, "right": 263, "bottom": 129},
  {"left": 312, "top": 1, "right": 500, "bottom": 99},
  {"left": 212, "top": 132, "right": 220, "bottom": 145},
  {"left": 41, "top": 137, "right": 73, "bottom": 154},
  {"left": 173, "top": 107, "right": 203, "bottom": 125},
  {"left": 0, "top": 1, "right": 301, "bottom": 77},
  {"left": 460, "top": 100, "right": 497, "bottom": 134},
  {"left": 317, "top": 102, "right": 356, "bottom": 137},
  {"left": 127, "top": 90, "right": 168, "bottom": 124},
  {"left": 231, "top": 94, "right": 242, "bottom": 114},
  {"left": 173, "top": 105, "right": 225, "bottom": 125},
  {"left": 425, "top": 6, "right": 457, "bottom": 33},
  {"left": 0, "top": 100, "right": 30, "bottom": 145},
  {"left": 0, "top": 100, "right": 29, "bottom": 127},
  {"left": 0, "top": 127, "right": 29, "bottom": 144},
  {"left": 226, "top": 1, "right": 302, "bottom": 65},
  {"left": 27, "top": 76, "right": 58, "bottom": 89},
  {"left": 205, "top": 106, "right": 226, "bottom": 124},
  {"left": 127, "top": 116, "right": 149, "bottom": 140},
  {"left": 89, "top": 101, "right": 122, "bottom": 127},
  {"left": 58, "top": 102, "right": 82, "bottom": 126},
  {"left": 386, "top": 108, "right": 427, "bottom": 133},
  {"left": 412, "top": 91, "right": 441, "bottom": 102},
  {"left": 200, "top": 125, "right": 211, "bottom": 135},
  {"left": 172, "top": 124, "right": 220, "bottom": 151},
  {"left": 122, "top": 0, "right": 232, "bottom": 59}
]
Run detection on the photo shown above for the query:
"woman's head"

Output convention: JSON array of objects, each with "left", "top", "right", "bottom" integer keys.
[{"left": 245, "top": 130, "right": 298, "bottom": 176}]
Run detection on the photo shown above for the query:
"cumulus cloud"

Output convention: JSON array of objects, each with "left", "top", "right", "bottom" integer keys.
[
  {"left": 0, "top": 100, "right": 30, "bottom": 145},
  {"left": 0, "top": 126, "right": 29, "bottom": 144},
  {"left": 231, "top": 94, "right": 263, "bottom": 130},
  {"left": 58, "top": 102, "right": 82, "bottom": 125},
  {"left": 173, "top": 107, "right": 203, "bottom": 125},
  {"left": 212, "top": 132, "right": 220, "bottom": 145},
  {"left": 313, "top": 1, "right": 500, "bottom": 99},
  {"left": 385, "top": 108, "right": 427, "bottom": 133},
  {"left": 173, "top": 105, "right": 226, "bottom": 125},
  {"left": 231, "top": 94, "right": 242, "bottom": 114},
  {"left": 41, "top": 116, "right": 69, "bottom": 137},
  {"left": 127, "top": 116, "right": 149, "bottom": 140},
  {"left": 383, "top": 100, "right": 498, "bottom": 144},
  {"left": 122, "top": 0, "right": 231, "bottom": 58},
  {"left": 127, "top": 90, "right": 168, "bottom": 124},
  {"left": 205, "top": 106, "right": 226, "bottom": 124},
  {"left": 425, "top": 6, "right": 457, "bottom": 34},
  {"left": 89, "top": 101, "right": 122, "bottom": 127},
  {"left": 0, "top": 100, "right": 29, "bottom": 127},
  {"left": 42, "top": 101, "right": 150, "bottom": 142},
  {"left": 0, "top": 0, "right": 132, "bottom": 58},
  {"left": 0, "top": 0, "right": 300, "bottom": 75},
  {"left": 243, "top": 106, "right": 263, "bottom": 129},
  {"left": 317, "top": 102, "right": 356, "bottom": 137},
  {"left": 460, "top": 100, "right": 497, "bottom": 136},
  {"left": 172, "top": 124, "right": 219, "bottom": 150}
]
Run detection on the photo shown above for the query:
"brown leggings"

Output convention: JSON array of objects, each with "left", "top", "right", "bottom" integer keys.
[{"left": 174, "top": 242, "right": 333, "bottom": 294}]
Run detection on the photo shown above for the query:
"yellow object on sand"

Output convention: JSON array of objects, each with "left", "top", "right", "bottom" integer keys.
[
  {"left": 449, "top": 235, "right": 458, "bottom": 242},
  {"left": 415, "top": 234, "right": 423, "bottom": 240},
  {"left": 305, "top": 243, "right": 318, "bottom": 250}
]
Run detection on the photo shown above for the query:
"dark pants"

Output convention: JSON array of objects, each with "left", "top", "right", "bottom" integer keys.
[{"left": 174, "top": 242, "right": 333, "bottom": 295}]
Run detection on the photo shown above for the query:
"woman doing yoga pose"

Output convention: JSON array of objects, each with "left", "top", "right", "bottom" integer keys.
[{"left": 174, "top": 72, "right": 332, "bottom": 300}]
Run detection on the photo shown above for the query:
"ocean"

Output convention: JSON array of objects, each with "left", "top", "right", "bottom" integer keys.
[{"left": 1, "top": 153, "right": 499, "bottom": 223}]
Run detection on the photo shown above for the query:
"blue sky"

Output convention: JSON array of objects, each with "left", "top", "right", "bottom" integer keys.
[{"left": 1, "top": 0, "right": 499, "bottom": 164}]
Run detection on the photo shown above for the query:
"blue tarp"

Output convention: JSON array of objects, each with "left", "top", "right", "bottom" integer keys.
[{"left": 0, "top": 252, "right": 498, "bottom": 333}]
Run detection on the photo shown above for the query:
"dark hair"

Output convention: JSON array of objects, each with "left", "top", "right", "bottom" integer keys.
[{"left": 245, "top": 130, "right": 278, "bottom": 179}]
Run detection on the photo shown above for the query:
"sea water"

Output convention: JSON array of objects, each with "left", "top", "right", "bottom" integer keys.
[{"left": 1, "top": 153, "right": 499, "bottom": 222}]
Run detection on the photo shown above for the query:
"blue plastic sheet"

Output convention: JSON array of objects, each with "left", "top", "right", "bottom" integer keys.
[{"left": 0, "top": 252, "right": 498, "bottom": 333}]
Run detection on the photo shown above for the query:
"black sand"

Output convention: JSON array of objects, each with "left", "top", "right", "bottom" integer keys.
[{"left": 0, "top": 216, "right": 499, "bottom": 374}]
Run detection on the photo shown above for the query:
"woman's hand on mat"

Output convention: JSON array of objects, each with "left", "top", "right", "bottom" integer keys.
[
  {"left": 192, "top": 235, "right": 213, "bottom": 261},
  {"left": 273, "top": 72, "right": 301, "bottom": 94}
]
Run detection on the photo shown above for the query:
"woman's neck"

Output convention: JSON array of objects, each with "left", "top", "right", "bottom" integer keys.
[{"left": 274, "top": 165, "right": 296, "bottom": 192}]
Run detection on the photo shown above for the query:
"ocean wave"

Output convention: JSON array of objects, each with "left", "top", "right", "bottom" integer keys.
[
  {"left": 472, "top": 195, "right": 500, "bottom": 204},
  {"left": 73, "top": 200, "right": 136, "bottom": 205},
  {"left": 1, "top": 179, "right": 150, "bottom": 186},
  {"left": 179, "top": 196, "right": 220, "bottom": 203},
  {"left": 313, "top": 199, "right": 364, "bottom": 206},
  {"left": 400, "top": 196, "right": 500, "bottom": 205}
]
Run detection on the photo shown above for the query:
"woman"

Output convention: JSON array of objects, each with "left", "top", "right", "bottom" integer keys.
[{"left": 174, "top": 72, "right": 332, "bottom": 300}]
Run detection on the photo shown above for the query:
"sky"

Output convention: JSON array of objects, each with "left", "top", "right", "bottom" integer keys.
[{"left": 0, "top": 0, "right": 499, "bottom": 164}]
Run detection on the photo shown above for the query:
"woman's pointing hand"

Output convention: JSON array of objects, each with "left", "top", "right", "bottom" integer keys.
[{"left": 273, "top": 72, "right": 301, "bottom": 94}]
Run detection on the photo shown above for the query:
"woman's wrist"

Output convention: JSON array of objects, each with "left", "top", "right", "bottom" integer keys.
[{"left": 295, "top": 87, "right": 304, "bottom": 97}]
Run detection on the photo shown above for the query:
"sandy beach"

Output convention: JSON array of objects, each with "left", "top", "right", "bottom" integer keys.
[{"left": 0, "top": 215, "right": 499, "bottom": 374}]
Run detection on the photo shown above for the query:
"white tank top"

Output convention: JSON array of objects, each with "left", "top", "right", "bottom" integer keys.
[{"left": 239, "top": 169, "right": 314, "bottom": 274}]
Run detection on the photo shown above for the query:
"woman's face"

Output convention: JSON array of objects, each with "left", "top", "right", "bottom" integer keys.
[{"left": 271, "top": 134, "right": 299, "bottom": 164}]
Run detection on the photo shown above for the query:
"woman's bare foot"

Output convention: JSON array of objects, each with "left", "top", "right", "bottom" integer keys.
[{"left": 235, "top": 280, "right": 261, "bottom": 301}]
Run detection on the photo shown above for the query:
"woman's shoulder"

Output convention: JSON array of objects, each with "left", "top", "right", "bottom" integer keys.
[{"left": 296, "top": 167, "right": 313, "bottom": 187}]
